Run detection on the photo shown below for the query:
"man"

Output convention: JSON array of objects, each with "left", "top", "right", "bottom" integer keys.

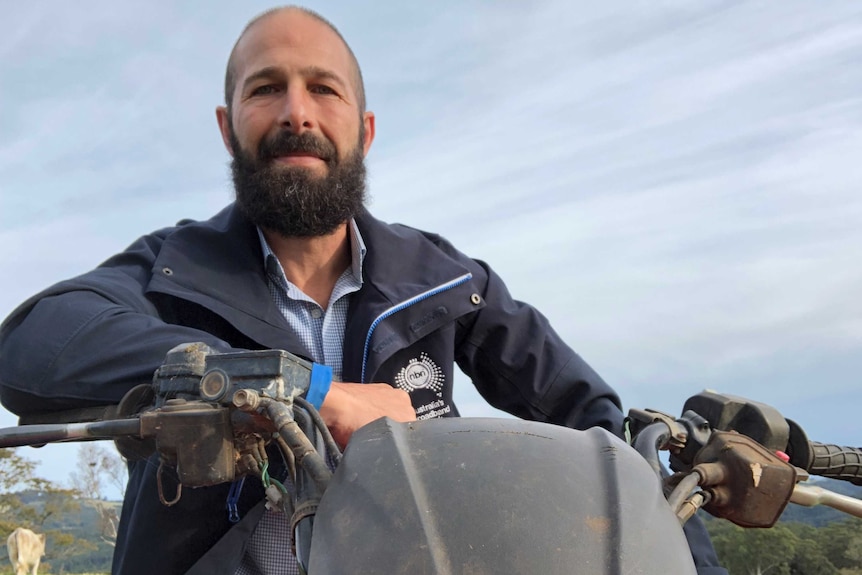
[{"left": 0, "top": 6, "right": 726, "bottom": 575}]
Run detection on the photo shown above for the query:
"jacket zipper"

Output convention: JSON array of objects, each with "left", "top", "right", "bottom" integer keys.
[{"left": 361, "top": 273, "right": 473, "bottom": 382}]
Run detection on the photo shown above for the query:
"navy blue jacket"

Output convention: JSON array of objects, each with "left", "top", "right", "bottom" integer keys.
[{"left": 0, "top": 204, "right": 725, "bottom": 574}]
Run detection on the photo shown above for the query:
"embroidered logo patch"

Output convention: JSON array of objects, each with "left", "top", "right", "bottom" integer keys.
[{"left": 395, "top": 352, "right": 444, "bottom": 394}]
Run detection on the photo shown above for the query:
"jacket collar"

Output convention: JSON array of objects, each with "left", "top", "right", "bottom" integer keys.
[{"left": 353, "top": 208, "right": 472, "bottom": 305}]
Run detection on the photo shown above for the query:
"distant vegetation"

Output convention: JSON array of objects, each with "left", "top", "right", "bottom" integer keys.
[
  {"left": 705, "top": 478, "right": 862, "bottom": 575},
  {"left": 0, "top": 447, "right": 120, "bottom": 574},
  {"left": 5, "top": 492, "right": 117, "bottom": 574}
]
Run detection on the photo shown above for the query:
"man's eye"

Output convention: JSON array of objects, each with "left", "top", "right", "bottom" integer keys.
[
  {"left": 310, "top": 85, "right": 336, "bottom": 95},
  {"left": 251, "top": 85, "right": 279, "bottom": 96}
]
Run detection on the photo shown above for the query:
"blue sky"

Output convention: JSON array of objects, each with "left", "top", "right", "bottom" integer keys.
[{"left": 2, "top": 1, "right": 861, "bottom": 495}]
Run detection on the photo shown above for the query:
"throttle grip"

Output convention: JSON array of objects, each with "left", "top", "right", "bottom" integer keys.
[{"left": 806, "top": 442, "right": 862, "bottom": 486}]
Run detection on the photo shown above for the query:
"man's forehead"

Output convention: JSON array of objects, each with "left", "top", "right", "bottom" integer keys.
[{"left": 233, "top": 9, "right": 352, "bottom": 81}]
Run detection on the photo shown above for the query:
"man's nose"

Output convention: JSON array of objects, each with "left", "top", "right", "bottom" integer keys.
[{"left": 277, "top": 86, "right": 314, "bottom": 133}]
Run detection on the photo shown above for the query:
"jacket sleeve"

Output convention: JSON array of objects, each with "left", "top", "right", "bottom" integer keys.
[
  {"left": 451, "top": 256, "right": 624, "bottom": 435},
  {"left": 0, "top": 229, "right": 234, "bottom": 416}
]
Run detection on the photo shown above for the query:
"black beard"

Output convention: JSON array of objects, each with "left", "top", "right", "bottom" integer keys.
[{"left": 230, "top": 128, "right": 367, "bottom": 238}]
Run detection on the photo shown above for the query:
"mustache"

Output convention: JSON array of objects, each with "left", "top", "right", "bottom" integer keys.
[{"left": 258, "top": 130, "right": 337, "bottom": 163}]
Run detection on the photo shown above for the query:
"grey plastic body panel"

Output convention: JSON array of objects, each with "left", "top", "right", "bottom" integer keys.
[{"left": 308, "top": 417, "right": 697, "bottom": 574}]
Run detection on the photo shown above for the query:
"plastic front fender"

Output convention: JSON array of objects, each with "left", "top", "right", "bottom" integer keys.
[{"left": 308, "top": 417, "right": 696, "bottom": 575}]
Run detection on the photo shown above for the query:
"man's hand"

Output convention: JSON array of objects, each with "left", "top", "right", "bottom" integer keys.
[{"left": 319, "top": 382, "right": 416, "bottom": 448}]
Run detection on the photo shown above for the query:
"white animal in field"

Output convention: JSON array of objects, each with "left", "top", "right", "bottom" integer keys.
[{"left": 6, "top": 528, "right": 46, "bottom": 575}]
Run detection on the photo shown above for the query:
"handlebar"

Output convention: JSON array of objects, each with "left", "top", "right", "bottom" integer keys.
[
  {"left": 0, "top": 349, "right": 858, "bottom": 535},
  {"left": 804, "top": 442, "right": 862, "bottom": 486},
  {"left": 667, "top": 391, "right": 862, "bottom": 485},
  {"left": 626, "top": 391, "right": 862, "bottom": 528},
  {"left": 791, "top": 483, "right": 862, "bottom": 516},
  {"left": 785, "top": 418, "right": 862, "bottom": 485},
  {"left": 0, "top": 419, "right": 141, "bottom": 447}
]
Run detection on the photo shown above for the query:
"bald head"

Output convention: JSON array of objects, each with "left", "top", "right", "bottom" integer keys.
[{"left": 224, "top": 6, "right": 366, "bottom": 114}]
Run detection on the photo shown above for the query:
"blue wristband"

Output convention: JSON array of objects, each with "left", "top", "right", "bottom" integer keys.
[{"left": 306, "top": 363, "right": 332, "bottom": 410}]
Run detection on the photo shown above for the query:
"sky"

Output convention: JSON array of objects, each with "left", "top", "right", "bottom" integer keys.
[{"left": 1, "top": 1, "right": 861, "bottom": 498}]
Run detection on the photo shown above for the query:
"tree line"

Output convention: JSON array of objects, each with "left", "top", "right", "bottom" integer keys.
[{"left": 706, "top": 517, "right": 862, "bottom": 575}]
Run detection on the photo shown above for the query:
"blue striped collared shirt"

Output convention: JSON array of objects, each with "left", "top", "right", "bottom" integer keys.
[{"left": 257, "top": 221, "right": 366, "bottom": 380}]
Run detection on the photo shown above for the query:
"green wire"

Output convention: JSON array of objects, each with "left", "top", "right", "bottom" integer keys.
[
  {"left": 260, "top": 460, "right": 271, "bottom": 488},
  {"left": 259, "top": 460, "right": 288, "bottom": 494},
  {"left": 270, "top": 477, "right": 288, "bottom": 494}
]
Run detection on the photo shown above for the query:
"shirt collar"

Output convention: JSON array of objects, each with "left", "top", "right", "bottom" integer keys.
[{"left": 256, "top": 220, "right": 366, "bottom": 285}]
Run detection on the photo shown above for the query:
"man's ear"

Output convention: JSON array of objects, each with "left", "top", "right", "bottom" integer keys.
[
  {"left": 362, "top": 111, "right": 376, "bottom": 157},
  {"left": 216, "top": 106, "right": 235, "bottom": 157}
]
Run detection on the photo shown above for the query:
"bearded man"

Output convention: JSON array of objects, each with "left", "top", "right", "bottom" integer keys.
[{"left": 0, "top": 6, "right": 726, "bottom": 575}]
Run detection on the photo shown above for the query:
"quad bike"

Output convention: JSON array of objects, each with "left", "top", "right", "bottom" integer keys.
[{"left": 1, "top": 342, "right": 860, "bottom": 574}]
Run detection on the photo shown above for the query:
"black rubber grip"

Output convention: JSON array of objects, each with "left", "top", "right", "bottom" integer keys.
[{"left": 807, "top": 442, "right": 862, "bottom": 486}]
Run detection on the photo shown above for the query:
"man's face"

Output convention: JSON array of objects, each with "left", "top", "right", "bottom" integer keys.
[{"left": 217, "top": 9, "right": 375, "bottom": 237}]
